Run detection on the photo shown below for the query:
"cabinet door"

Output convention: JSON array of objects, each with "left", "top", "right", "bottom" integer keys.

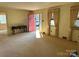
[{"left": 72, "top": 30, "right": 79, "bottom": 42}]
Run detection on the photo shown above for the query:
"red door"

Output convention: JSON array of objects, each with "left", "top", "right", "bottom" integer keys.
[{"left": 29, "top": 14, "right": 35, "bottom": 32}]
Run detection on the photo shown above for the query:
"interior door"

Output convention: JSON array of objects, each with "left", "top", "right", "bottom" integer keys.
[{"left": 29, "top": 14, "right": 35, "bottom": 32}]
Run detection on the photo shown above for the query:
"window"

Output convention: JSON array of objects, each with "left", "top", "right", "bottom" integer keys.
[
  {"left": 74, "top": 19, "right": 79, "bottom": 27},
  {"left": 0, "top": 15, "right": 6, "bottom": 24},
  {"left": 74, "top": 11, "right": 79, "bottom": 27},
  {"left": 50, "top": 13, "right": 55, "bottom": 26},
  {"left": 50, "top": 19, "right": 55, "bottom": 26}
]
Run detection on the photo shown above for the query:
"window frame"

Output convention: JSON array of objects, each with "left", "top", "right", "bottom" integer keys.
[{"left": 0, "top": 15, "right": 6, "bottom": 24}]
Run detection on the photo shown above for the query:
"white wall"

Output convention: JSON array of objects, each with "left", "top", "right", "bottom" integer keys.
[
  {"left": 59, "top": 4, "right": 79, "bottom": 40},
  {"left": 59, "top": 5, "right": 71, "bottom": 40}
]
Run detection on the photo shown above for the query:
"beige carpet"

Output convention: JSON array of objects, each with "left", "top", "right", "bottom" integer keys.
[
  {"left": 0, "top": 32, "right": 79, "bottom": 57},
  {"left": 0, "top": 30, "right": 8, "bottom": 39}
]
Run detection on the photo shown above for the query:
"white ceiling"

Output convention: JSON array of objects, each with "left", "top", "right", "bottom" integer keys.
[{"left": 0, "top": 2, "right": 74, "bottom": 10}]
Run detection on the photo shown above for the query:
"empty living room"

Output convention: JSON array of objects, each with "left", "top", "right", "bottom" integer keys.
[{"left": 0, "top": 0, "right": 79, "bottom": 58}]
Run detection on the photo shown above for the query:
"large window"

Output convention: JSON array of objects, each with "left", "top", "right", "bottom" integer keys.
[
  {"left": 0, "top": 15, "right": 6, "bottom": 24},
  {"left": 74, "top": 12, "right": 79, "bottom": 27},
  {"left": 50, "top": 13, "right": 55, "bottom": 26}
]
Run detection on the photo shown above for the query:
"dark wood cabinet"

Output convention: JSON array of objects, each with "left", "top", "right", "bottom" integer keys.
[{"left": 11, "top": 25, "right": 27, "bottom": 34}]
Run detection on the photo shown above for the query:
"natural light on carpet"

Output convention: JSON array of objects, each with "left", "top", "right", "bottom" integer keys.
[{"left": 36, "top": 30, "right": 41, "bottom": 38}]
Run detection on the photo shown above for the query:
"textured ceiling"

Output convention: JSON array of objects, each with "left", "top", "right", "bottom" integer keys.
[{"left": 0, "top": 2, "right": 74, "bottom": 10}]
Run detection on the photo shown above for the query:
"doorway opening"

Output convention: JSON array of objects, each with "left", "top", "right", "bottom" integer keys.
[
  {"left": 0, "top": 14, "right": 8, "bottom": 37},
  {"left": 28, "top": 12, "right": 42, "bottom": 38},
  {"left": 34, "top": 14, "right": 42, "bottom": 38}
]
